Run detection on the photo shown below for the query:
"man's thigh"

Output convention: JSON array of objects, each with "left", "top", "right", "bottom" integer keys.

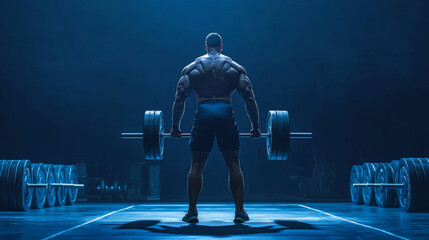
[
  {"left": 216, "top": 121, "right": 240, "bottom": 152},
  {"left": 190, "top": 124, "right": 215, "bottom": 152}
]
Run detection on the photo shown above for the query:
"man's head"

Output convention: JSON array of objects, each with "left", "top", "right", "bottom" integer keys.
[{"left": 205, "top": 33, "right": 223, "bottom": 52}]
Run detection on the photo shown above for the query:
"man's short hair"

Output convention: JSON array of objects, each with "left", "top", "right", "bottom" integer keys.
[{"left": 205, "top": 33, "right": 222, "bottom": 48}]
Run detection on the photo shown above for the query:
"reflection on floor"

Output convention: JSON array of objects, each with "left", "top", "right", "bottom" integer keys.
[{"left": 0, "top": 203, "right": 428, "bottom": 239}]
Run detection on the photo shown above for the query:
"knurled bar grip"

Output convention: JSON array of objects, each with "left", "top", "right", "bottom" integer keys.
[{"left": 121, "top": 132, "right": 313, "bottom": 139}]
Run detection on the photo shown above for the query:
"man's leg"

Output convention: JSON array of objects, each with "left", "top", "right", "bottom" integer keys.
[
  {"left": 222, "top": 150, "right": 245, "bottom": 212},
  {"left": 188, "top": 151, "right": 209, "bottom": 211}
]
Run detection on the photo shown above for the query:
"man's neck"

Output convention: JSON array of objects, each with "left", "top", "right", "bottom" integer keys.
[{"left": 207, "top": 49, "right": 221, "bottom": 56}]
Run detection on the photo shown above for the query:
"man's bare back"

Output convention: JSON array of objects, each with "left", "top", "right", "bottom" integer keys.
[{"left": 182, "top": 52, "right": 245, "bottom": 104}]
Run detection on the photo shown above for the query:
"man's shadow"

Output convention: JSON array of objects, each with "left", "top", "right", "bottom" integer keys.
[{"left": 118, "top": 220, "right": 317, "bottom": 236}]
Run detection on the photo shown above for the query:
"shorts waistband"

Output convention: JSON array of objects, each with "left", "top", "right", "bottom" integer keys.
[{"left": 198, "top": 99, "right": 231, "bottom": 105}]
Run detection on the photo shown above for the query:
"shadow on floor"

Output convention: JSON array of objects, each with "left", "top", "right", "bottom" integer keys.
[{"left": 118, "top": 220, "right": 316, "bottom": 236}]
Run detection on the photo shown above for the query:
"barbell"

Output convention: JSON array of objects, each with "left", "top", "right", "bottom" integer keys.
[
  {"left": 0, "top": 160, "right": 84, "bottom": 211},
  {"left": 121, "top": 110, "right": 312, "bottom": 160},
  {"left": 350, "top": 158, "right": 429, "bottom": 212}
]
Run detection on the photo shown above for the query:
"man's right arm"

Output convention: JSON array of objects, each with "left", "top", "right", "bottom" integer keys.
[
  {"left": 171, "top": 67, "right": 192, "bottom": 138},
  {"left": 237, "top": 72, "right": 261, "bottom": 137}
]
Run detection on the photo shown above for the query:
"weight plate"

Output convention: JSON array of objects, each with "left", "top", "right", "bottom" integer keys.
[
  {"left": 420, "top": 158, "right": 429, "bottom": 211},
  {"left": 0, "top": 159, "right": 4, "bottom": 208},
  {"left": 159, "top": 112, "right": 164, "bottom": 160},
  {"left": 31, "top": 163, "right": 47, "bottom": 209},
  {"left": 266, "top": 111, "right": 279, "bottom": 160},
  {"left": 374, "top": 163, "right": 395, "bottom": 208},
  {"left": 153, "top": 110, "right": 164, "bottom": 160},
  {"left": 53, "top": 165, "right": 67, "bottom": 206},
  {"left": 152, "top": 110, "right": 160, "bottom": 160},
  {"left": 362, "top": 162, "right": 378, "bottom": 206},
  {"left": 386, "top": 163, "right": 397, "bottom": 207},
  {"left": 145, "top": 111, "right": 156, "bottom": 160},
  {"left": 350, "top": 165, "right": 364, "bottom": 205},
  {"left": 280, "top": 111, "right": 290, "bottom": 160},
  {"left": 0, "top": 160, "right": 13, "bottom": 209},
  {"left": 150, "top": 110, "right": 157, "bottom": 160},
  {"left": 275, "top": 111, "right": 285, "bottom": 160},
  {"left": 15, "top": 160, "right": 33, "bottom": 211},
  {"left": 0, "top": 160, "right": 5, "bottom": 205},
  {"left": 143, "top": 111, "right": 148, "bottom": 159},
  {"left": 0, "top": 160, "right": 5, "bottom": 178},
  {"left": 416, "top": 158, "right": 429, "bottom": 211},
  {"left": 65, "top": 165, "right": 78, "bottom": 205},
  {"left": 391, "top": 160, "right": 399, "bottom": 171},
  {"left": 411, "top": 159, "right": 425, "bottom": 211},
  {"left": 44, "top": 164, "right": 56, "bottom": 208},
  {"left": 152, "top": 111, "right": 161, "bottom": 160},
  {"left": 374, "top": 163, "right": 386, "bottom": 207},
  {"left": 266, "top": 111, "right": 273, "bottom": 159},
  {"left": 150, "top": 110, "right": 156, "bottom": 160},
  {"left": 143, "top": 111, "right": 151, "bottom": 160},
  {"left": 149, "top": 110, "right": 155, "bottom": 160},
  {"left": 389, "top": 160, "right": 401, "bottom": 207},
  {"left": 396, "top": 158, "right": 418, "bottom": 212},
  {"left": 273, "top": 110, "right": 280, "bottom": 160},
  {"left": 8, "top": 160, "right": 20, "bottom": 210}
]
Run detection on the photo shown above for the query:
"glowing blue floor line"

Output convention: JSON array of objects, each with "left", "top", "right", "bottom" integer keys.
[
  {"left": 41, "top": 205, "right": 135, "bottom": 240},
  {"left": 298, "top": 204, "right": 409, "bottom": 240}
]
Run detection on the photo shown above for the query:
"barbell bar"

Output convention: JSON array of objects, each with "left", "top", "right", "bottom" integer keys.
[
  {"left": 27, "top": 183, "right": 85, "bottom": 189},
  {"left": 121, "top": 132, "right": 312, "bottom": 139},
  {"left": 121, "top": 110, "right": 312, "bottom": 161},
  {"left": 353, "top": 183, "right": 404, "bottom": 188}
]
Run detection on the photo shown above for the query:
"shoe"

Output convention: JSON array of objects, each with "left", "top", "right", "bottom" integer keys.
[
  {"left": 234, "top": 211, "right": 249, "bottom": 223},
  {"left": 182, "top": 210, "right": 199, "bottom": 223}
]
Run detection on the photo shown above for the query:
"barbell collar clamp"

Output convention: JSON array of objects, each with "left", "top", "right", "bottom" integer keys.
[{"left": 353, "top": 183, "right": 405, "bottom": 189}]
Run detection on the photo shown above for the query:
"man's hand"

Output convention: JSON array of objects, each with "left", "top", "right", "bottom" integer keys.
[
  {"left": 250, "top": 128, "right": 261, "bottom": 138},
  {"left": 170, "top": 128, "right": 182, "bottom": 138}
]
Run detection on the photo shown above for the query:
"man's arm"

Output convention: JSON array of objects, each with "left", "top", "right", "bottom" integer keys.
[
  {"left": 237, "top": 72, "right": 261, "bottom": 137},
  {"left": 171, "top": 72, "right": 192, "bottom": 137}
]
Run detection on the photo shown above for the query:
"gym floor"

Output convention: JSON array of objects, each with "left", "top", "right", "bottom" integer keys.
[{"left": 0, "top": 202, "right": 427, "bottom": 240}]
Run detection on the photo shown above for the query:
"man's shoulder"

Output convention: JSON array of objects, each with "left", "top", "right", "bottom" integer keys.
[
  {"left": 182, "top": 54, "right": 209, "bottom": 74},
  {"left": 181, "top": 61, "right": 198, "bottom": 76},
  {"left": 226, "top": 57, "right": 247, "bottom": 75},
  {"left": 181, "top": 55, "right": 208, "bottom": 75},
  {"left": 195, "top": 54, "right": 208, "bottom": 61}
]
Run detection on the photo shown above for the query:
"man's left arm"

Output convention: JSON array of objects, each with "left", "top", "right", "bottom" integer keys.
[{"left": 171, "top": 73, "right": 192, "bottom": 138}]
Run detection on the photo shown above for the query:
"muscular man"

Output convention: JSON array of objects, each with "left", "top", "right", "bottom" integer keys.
[{"left": 170, "top": 33, "right": 260, "bottom": 223}]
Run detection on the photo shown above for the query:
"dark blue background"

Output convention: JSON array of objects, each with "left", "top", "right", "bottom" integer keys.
[{"left": 1, "top": 0, "right": 428, "bottom": 201}]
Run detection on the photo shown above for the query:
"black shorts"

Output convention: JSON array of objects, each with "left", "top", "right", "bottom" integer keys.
[{"left": 189, "top": 100, "right": 240, "bottom": 152}]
